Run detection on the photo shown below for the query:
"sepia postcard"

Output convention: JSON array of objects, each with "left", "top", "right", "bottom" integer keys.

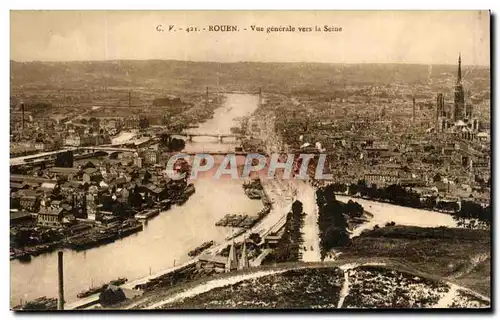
[{"left": 10, "top": 10, "right": 491, "bottom": 310}]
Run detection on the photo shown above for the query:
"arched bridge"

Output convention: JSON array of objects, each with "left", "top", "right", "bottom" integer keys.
[
  {"left": 78, "top": 146, "right": 137, "bottom": 153},
  {"left": 160, "top": 132, "right": 245, "bottom": 142}
]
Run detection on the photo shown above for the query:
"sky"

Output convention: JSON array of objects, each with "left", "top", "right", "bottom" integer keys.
[{"left": 10, "top": 10, "right": 490, "bottom": 65}]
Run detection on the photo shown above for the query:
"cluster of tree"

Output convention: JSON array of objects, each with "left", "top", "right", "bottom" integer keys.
[
  {"left": 159, "top": 135, "right": 186, "bottom": 152},
  {"left": 99, "top": 285, "right": 126, "bottom": 307},
  {"left": 54, "top": 151, "right": 74, "bottom": 168},
  {"left": 343, "top": 200, "right": 364, "bottom": 218},
  {"left": 454, "top": 200, "right": 491, "bottom": 227},
  {"left": 273, "top": 200, "right": 305, "bottom": 262},
  {"left": 316, "top": 185, "right": 353, "bottom": 260},
  {"left": 347, "top": 180, "right": 422, "bottom": 208},
  {"left": 334, "top": 180, "right": 437, "bottom": 210}
]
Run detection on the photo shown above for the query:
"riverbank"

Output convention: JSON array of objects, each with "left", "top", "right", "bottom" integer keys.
[
  {"left": 310, "top": 179, "right": 490, "bottom": 228},
  {"left": 10, "top": 182, "right": 196, "bottom": 262},
  {"left": 335, "top": 195, "right": 460, "bottom": 238}
]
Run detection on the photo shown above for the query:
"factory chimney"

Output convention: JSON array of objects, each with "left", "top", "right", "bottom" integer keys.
[
  {"left": 205, "top": 87, "right": 209, "bottom": 108},
  {"left": 57, "top": 251, "right": 65, "bottom": 310},
  {"left": 128, "top": 91, "right": 131, "bottom": 108},
  {"left": 20, "top": 102, "right": 25, "bottom": 131},
  {"left": 436, "top": 93, "right": 444, "bottom": 131},
  {"left": 259, "top": 87, "right": 262, "bottom": 107},
  {"left": 412, "top": 98, "right": 416, "bottom": 122}
]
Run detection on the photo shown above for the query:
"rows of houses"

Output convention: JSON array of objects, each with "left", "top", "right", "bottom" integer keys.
[{"left": 10, "top": 154, "right": 187, "bottom": 227}]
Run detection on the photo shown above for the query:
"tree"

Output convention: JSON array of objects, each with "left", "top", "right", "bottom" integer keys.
[
  {"left": 139, "top": 117, "right": 149, "bottom": 129},
  {"left": 357, "top": 180, "right": 368, "bottom": 197},
  {"left": 248, "top": 233, "right": 262, "bottom": 244},
  {"left": 348, "top": 183, "right": 358, "bottom": 195},
  {"left": 169, "top": 138, "right": 186, "bottom": 152},
  {"left": 344, "top": 200, "right": 364, "bottom": 218},
  {"left": 291, "top": 200, "right": 303, "bottom": 216},
  {"left": 423, "top": 196, "right": 437, "bottom": 210},
  {"left": 433, "top": 173, "right": 442, "bottom": 182},
  {"left": 142, "top": 170, "right": 152, "bottom": 184},
  {"left": 99, "top": 286, "right": 126, "bottom": 307}
]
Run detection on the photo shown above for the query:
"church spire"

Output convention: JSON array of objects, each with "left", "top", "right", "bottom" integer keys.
[
  {"left": 239, "top": 237, "right": 249, "bottom": 270},
  {"left": 225, "top": 236, "right": 238, "bottom": 272},
  {"left": 457, "top": 53, "right": 462, "bottom": 84}
]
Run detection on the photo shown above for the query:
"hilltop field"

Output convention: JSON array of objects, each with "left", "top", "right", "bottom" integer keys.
[
  {"left": 341, "top": 226, "right": 491, "bottom": 297},
  {"left": 110, "top": 225, "right": 490, "bottom": 310}
]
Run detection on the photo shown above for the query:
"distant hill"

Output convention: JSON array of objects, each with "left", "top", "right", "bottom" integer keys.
[{"left": 10, "top": 60, "right": 490, "bottom": 94}]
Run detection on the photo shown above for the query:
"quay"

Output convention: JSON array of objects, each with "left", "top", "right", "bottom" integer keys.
[{"left": 66, "top": 259, "right": 199, "bottom": 310}]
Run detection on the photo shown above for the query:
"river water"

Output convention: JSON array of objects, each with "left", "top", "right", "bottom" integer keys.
[{"left": 10, "top": 93, "right": 262, "bottom": 306}]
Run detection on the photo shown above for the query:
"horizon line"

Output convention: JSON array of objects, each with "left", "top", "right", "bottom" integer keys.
[{"left": 9, "top": 59, "right": 490, "bottom": 68}]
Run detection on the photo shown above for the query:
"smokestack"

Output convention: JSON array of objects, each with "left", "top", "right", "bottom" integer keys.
[
  {"left": 436, "top": 93, "right": 444, "bottom": 131},
  {"left": 205, "top": 87, "right": 209, "bottom": 107},
  {"left": 21, "top": 103, "right": 25, "bottom": 131},
  {"left": 259, "top": 88, "right": 262, "bottom": 106},
  {"left": 412, "top": 98, "right": 416, "bottom": 122},
  {"left": 436, "top": 94, "right": 439, "bottom": 130},
  {"left": 128, "top": 91, "right": 131, "bottom": 108},
  {"left": 57, "top": 251, "right": 65, "bottom": 310}
]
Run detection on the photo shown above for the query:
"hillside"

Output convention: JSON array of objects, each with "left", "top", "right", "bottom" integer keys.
[
  {"left": 341, "top": 226, "right": 491, "bottom": 297},
  {"left": 10, "top": 60, "right": 490, "bottom": 94}
]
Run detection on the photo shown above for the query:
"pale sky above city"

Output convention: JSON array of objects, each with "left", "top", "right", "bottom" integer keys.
[{"left": 10, "top": 10, "right": 490, "bottom": 65}]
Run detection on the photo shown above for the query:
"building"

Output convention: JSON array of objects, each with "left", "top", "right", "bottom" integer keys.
[
  {"left": 49, "top": 167, "right": 81, "bottom": 181},
  {"left": 364, "top": 172, "right": 400, "bottom": 186},
  {"left": 436, "top": 93, "right": 445, "bottom": 131},
  {"left": 197, "top": 255, "right": 227, "bottom": 272},
  {"left": 64, "top": 134, "right": 81, "bottom": 147},
  {"left": 434, "top": 54, "right": 481, "bottom": 140},
  {"left": 144, "top": 150, "right": 159, "bottom": 165},
  {"left": 37, "top": 206, "right": 66, "bottom": 226},
  {"left": 124, "top": 117, "right": 140, "bottom": 129},
  {"left": 16, "top": 189, "right": 42, "bottom": 212},
  {"left": 86, "top": 186, "right": 100, "bottom": 221},
  {"left": 64, "top": 133, "right": 96, "bottom": 147},
  {"left": 10, "top": 210, "right": 34, "bottom": 226},
  {"left": 83, "top": 167, "right": 102, "bottom": 183},
  {"left": 72, "top": 190, "right": 87, "bottom": 219},
  {"left": 133, "top": 153, "right": 143, "bottom": 168}
]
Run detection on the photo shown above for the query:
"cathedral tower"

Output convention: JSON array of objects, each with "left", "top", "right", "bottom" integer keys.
[{"left": 453, "top": 53, "right": 465, "bottom": 121}]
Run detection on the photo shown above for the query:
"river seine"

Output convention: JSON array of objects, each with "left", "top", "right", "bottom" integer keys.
[{"left": 10, "top": 93, "right": 261, "bottom": 305}]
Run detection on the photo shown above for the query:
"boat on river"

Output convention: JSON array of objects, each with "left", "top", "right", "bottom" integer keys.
[
  {"left": 135, "top": 208, "right": 160, "bottom": 220},
  {"left": 67, "top": 231, "right": 117, "bottom": 251},
  {"left": 77, "top": 277, "right": 128, "bottom": 299},
  {"left": 188, "top": 240, "right": 214, "bottom": 257},
  {"left": 174, "top": 184, "right": 195, "bottom": 205},
  {"left": 13, "top": 296, "right": 57, "bottom": 310},
  {"left": 118, "top": 222, "right": 143, "bottom": 237}
]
